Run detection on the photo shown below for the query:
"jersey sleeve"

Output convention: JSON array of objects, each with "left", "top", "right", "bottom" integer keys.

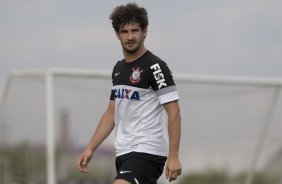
[
  {"left": 110, "top": 90, "right": 115, "bottom": 101},
  {"left": 149, "top": 61, "right": 180, "bottom": 104},
  {"left": 110, "top": 62, "right": 117, "bottom": 101}
]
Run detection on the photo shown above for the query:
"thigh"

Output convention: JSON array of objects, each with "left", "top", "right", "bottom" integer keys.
[
  {"left": 115, "top": 154, "right": 166, "bottom": 184},
  {"left": 114, "top": 179, "right": 131, "bottom": 184}
]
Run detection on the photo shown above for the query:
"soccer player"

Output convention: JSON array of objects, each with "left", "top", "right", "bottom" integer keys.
[{"left": 77, "top": 3, "right": 182, "bottom": 184}]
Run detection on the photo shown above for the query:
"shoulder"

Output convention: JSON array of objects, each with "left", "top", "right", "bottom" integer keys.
[
  {"left": 112, "top": 59, "right": 124, "bottom": 71},
  {"left": 146, "top": 52, "right": 172, "bottom": 74},
  {"left": 144, "top": 51, "right": 163, "bottom": 64},
  {"left": 111, "top": 59, "right": 124, "bottom": 79},
  {"left": 114, "top": 59, "right": 124, "bottom": 67},
  {"left": 142, "top": 51, "right": 170, "bottom": 72}
]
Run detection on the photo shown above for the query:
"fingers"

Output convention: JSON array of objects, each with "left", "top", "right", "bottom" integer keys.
[
  {"left": 165, "top": 165, "right": 169, "bottom": 180},
  {"left": 77, "top": 155, "right": 89, "bottom": 173},
  {"left": 166, "top": 167, "right": 182, "bottom": 182},
  {"left": 168, "top": 171, "right": 181, "bottom": 182},
  {"left": 168, "top": 171, "right": 178, "bottom": 182}
]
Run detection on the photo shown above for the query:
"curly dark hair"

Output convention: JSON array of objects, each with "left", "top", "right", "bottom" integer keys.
[{"left": 109, "top": 2, "right": 148, "bottom": 32}]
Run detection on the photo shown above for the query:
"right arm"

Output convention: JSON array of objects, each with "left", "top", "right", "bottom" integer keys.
[{"left": 77, "top": 100, "right": 115, "bottom": 173}]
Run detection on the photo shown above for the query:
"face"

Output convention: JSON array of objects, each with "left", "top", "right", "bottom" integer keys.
[{"left": 116, "top": 22, "right": 147, "bottom": 54}]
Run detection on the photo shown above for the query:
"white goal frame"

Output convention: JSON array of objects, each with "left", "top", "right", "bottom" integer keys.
[{"left": 0, "top": 68, "right": 281, "bottom": 184}]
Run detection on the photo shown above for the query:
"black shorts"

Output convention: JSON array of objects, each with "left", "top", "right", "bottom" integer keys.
[{"left": 115, "top": 152, "right": 167, "bottom": 184}]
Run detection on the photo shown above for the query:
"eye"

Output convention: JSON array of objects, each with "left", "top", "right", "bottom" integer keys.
[
  {"left": 132, "top": 29, "right": 140, "bottom": 32},
  {"left": 120, "top": 30, "right": 128, "bottom": 34}
]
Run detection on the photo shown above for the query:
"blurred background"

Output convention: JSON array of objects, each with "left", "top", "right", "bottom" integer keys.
[{"left": 0, "top": 0, "right": 282, "bottom": 184}]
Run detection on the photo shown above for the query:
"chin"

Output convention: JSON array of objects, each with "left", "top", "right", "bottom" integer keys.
[{"left": 125, "top": 47, "right": 139, "bottom": 54}]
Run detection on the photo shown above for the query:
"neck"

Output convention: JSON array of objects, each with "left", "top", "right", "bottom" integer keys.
[{"left": 124, "top": 46, "right": 147, "bottom": 63}]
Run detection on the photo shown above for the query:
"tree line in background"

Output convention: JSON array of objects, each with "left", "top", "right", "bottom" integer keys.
[
  {"left": 0, "top": 144, "right": 280, "bottom": 184},
  {"left": 178, "top": 169, "right": 280, "bottom": 184}
]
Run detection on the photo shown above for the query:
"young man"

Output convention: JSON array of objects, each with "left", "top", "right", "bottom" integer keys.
[{"left": 77, "top": 3, "right": 182, "bottom": 184}]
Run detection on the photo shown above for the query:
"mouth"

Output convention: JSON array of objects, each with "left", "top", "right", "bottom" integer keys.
[
  {"left": 125, "top": 42, "right": 136, "bottom": 48},
  {"left": 126, "top": 42, "right": 136, "bottom": 45}
]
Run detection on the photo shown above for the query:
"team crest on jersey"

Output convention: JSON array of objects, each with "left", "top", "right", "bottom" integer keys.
[{"left": 129, "top": 67, "right": 143, "bottom": 84}]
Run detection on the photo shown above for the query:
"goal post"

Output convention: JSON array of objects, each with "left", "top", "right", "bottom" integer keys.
[
  {"left": 1, "top": 68, "right": 111, "bottom": 184},
  {"left": 0, "top": 68, "right": 282, "bottom": 184}
]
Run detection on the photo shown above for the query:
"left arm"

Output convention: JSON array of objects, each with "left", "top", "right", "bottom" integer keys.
[{"left": 163, "top": 100, "right": 182, "bottom": 182}]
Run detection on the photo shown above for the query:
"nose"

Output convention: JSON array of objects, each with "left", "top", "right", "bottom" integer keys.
[{"left": 128, "top": 31, "right": 134, "bottom": 40}]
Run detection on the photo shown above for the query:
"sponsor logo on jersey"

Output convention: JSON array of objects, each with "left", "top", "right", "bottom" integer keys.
[
  {"left": 150, "top": 63, "right": 167, "bottom": 89},
  {"left": 112, "top": 88, "right": 140, "bottom": 100},
  {"left": 129, "top": 67, "right": 143, "bottom": 84}
]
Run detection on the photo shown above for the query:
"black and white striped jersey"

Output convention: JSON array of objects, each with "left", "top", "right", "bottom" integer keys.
[{"left": 110, "top": 50, "right": 179, "bottom": 157}]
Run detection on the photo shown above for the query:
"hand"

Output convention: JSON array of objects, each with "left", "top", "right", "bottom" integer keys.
[
  {"left": 165, "top": 156, "right": 182, "bottom": 182},
  {"left": 77, "top": 148, "right": 93, "bottom": 173}
]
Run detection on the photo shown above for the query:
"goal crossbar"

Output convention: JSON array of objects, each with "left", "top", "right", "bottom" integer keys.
[{"left": 5, "top": 68, "right": 282, "bottom": 87}]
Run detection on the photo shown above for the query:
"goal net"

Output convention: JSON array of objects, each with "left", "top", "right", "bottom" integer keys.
[{"left": 0, "top": 68, "right": 281, "bottom": 184}]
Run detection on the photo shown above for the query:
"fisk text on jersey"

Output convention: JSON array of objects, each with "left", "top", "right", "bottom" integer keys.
[{"left": 150, "top": 63, "right": 167, "bottom": 89}]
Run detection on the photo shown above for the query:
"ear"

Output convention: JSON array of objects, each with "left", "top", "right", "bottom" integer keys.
[
  {"left": 115, "top": 31, "right": 121, "bottom": 40},
  {"left": 143, "top": 27, "right": 147, "bottom": 39}
]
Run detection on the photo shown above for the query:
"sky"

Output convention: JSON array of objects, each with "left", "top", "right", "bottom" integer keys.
[{"left": 0, "top": 0, "right": 282, "bottom": 89}]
